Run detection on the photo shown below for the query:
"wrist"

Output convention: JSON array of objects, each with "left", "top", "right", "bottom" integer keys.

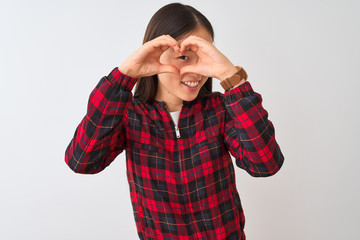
[
  {"left": 118, "top": 65, "right": 138, "bottom": 79},
  {"left": 219, "top": 65, "right": 238, "bottom": 81}
]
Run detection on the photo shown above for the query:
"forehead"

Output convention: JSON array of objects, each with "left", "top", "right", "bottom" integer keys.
[{"left": 177, "top": 25, "right": 213, "bottom": 44}]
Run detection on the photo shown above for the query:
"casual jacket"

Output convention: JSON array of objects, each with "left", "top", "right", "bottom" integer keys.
[{"left": 65, "top": 67, "right": 284, "bottom": 240}]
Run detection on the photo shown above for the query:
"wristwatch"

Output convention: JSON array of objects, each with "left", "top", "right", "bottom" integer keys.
[{"left": 220, "top": 66, "right": 248, "bottom": 91}]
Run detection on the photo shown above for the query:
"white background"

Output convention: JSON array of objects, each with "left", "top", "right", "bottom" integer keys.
[{"left": 1, "top": 0, "right": 359, "bottom": 239}]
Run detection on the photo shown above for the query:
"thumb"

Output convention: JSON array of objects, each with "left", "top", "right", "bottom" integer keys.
[{"left": 158, "top": 64, "right": 180, "bottom": 75}]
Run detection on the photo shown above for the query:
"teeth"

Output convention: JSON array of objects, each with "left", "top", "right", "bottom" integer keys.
[{"left": 183, "top": 81, "right": 199, "bottom": 87}]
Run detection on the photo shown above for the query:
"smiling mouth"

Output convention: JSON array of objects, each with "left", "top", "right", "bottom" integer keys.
[{"left": 182, "top": 81, "right": 200, "bottom": 87}]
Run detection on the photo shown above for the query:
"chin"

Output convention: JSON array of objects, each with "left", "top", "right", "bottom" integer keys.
[{"left": 181, "top": 93, "right": 199, "bottom": 102}]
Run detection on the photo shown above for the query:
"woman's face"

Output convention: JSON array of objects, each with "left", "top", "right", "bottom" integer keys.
[{"left": 155, "top": 25, "right": 213, "bottom": 105}]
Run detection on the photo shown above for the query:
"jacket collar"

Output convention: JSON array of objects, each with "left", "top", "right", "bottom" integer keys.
[{"left": 152, "top": 99, "right": 197, "bottom": 108}]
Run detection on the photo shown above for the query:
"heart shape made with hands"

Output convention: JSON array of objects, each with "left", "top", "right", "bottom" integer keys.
[
  {"left": 119, "top": 34, "right": 235, "bottom": 80},
  {"left": 157, "top": 50, "right": 203, "bottom": 78},
  {"left": 161, "top": 35, "right": 234, "bottom": 80}
]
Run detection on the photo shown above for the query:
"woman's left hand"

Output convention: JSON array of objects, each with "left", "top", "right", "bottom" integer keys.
[{"left": 178, "top": 35, "right": 238, "bottom": 81}]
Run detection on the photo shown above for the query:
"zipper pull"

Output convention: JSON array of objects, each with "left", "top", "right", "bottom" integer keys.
[{"left": 175, "top": 126, "right": 181, "bottom": 138}]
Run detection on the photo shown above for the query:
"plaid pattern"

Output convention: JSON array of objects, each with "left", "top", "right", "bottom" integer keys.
[{"left": 65, "top": 67, "right": 284, "bottom": 240}]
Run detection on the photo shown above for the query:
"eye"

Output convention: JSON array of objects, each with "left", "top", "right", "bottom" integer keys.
[{"left": 178, "top": 55, "right": 189, "bottom": 60}]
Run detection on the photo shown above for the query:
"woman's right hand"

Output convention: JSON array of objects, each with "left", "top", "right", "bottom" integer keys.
[{"left": 118, "top": 35, "right": 180, "bottom": 79}]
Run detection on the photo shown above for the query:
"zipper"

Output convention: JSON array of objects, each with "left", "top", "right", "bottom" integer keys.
[
  {"left": 163, "top": 104, "right": 183, "bottom": 177},
  {"left": 175, "top": 125, "right": 181, "bottom": 139},
  {"left": 164, "top": 105, "right": 181, "bottom": 139},
  {"left": 163, "top": 103, "right": 197, "bottom": 239}
]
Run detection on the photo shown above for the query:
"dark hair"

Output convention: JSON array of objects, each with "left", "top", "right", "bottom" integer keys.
[{"left": 133, "top": 3, "right": 214, "bottom": 103}]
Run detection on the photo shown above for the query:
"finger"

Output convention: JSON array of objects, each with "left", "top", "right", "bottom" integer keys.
[
  {"left": 158, "top": 64, "right": 180, "bottom": 75},
  {"left": 151, "top": 35, "right": 180, "bottom": 51},
  {"left": 179, "top": 43, "right": 198, "bottom": 54},
  {"left": 160, "top": 45, "right": 170, "bottom": 52},
  {"left": 179, "top": 36, "right": 205, "bottom": 53},
  {"left": 151, "top": 40, "right": 178, "bottom": 51},
  {"left": 164, "top": 35, "right": 181, "bottom": 52},
  {"left": 180, "top": 45, "right": 198, "bottom": 55}
]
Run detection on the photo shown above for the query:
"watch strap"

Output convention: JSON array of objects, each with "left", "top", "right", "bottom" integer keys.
[{"left": 220, "top": 66, "right": 248, "bottom": 90}]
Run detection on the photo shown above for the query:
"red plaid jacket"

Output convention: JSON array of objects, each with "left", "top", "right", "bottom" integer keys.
[{"left": 65, "top": 67, "right": 284, "bottom": 240}]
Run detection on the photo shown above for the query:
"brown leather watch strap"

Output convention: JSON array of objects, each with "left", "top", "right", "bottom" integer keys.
[{"left": 220, "top": 66, "right": 248, "bottom": 90}]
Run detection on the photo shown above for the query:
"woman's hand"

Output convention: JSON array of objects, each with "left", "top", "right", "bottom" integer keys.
[
  {"left": 178, "top": 35, "right": 238, "bottom": 81},
  {"left": 118, "top": 35, "right": 181, "bottom": 79}
]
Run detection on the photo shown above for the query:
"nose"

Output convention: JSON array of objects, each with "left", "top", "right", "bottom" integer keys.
[{"left": 184, "top": 72, "right": 201, "bottom": 80}]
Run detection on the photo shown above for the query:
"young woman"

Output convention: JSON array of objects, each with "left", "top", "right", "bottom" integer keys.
[{"left": 65, "top": 3, "right": 284, "bottom": 240}]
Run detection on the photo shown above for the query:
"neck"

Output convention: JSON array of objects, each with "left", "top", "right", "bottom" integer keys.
[
  {"left": 155, "top": 95, "right": 183, "bottom": 111},
  {"left": 155, "top": 88, "right": 183, "bottom": 112},
  {"left": 164, "top": 101, "right": 182, "bottom": 112}
]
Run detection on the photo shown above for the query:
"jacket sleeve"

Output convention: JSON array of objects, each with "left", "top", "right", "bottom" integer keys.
[
  {"left": 64, "top": 67, "right": 138, "bottom": 174},
  {"left": 222, "top": 81, "right": 284, "bottom": 177}
]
